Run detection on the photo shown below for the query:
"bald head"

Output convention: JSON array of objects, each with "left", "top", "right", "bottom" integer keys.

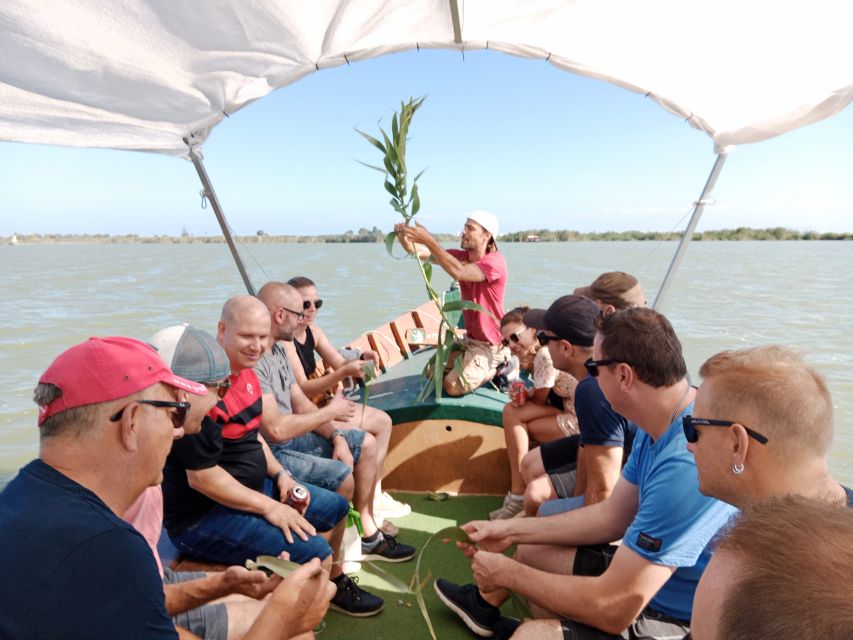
[
  {"left": 217, "top": 295, "right": 270, "bottom": 371},
  {"left": 257, "top": 282, "right": 303, "bottom": 342}
]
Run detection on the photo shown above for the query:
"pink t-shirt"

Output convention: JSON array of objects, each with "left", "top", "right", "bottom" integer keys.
[
  {"left": 448, "top": 249, "right": 507, "bottom": 345},
  {"left": 123, "top": 485, "right": 165, "bottom": 577}
]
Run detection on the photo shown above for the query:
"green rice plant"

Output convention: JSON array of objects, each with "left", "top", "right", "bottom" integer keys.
[{"left": 357, "top": 97, "right": 489, "bottom": 400}]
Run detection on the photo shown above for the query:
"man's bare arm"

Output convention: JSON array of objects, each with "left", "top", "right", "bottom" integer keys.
[
  {"left": 259, "top": 387, "right": 354, "bottom": 443},
  {"left": 471, "top": 478, "right": 638, "bottom": 549},
  {"left": 396, "top": 222, "right": 486, "bottom": 282},
  {"left": 165, "top": 567, "right": 280, "bottom": 615},
  {"left": 497, "top": 544, "right": 677, "bottom": 634},
  {"left": 582, "top": 445, "right": 625, "bottom": 505}
]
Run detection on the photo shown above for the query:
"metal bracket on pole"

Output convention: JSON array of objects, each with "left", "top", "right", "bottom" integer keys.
[
  {"left": 653, "top": 152, "right": 728, "bottom": 311},
  {"left": 185, "top": 142, "right": 256, "bottom": 295}
]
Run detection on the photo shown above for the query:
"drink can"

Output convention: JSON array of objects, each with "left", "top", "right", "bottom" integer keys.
[
  {"left": 509, "top": 380, "right": 527, "bottom": 406},
  {"left": 285, "top": 485, "right": 310, "bottom": 514}
]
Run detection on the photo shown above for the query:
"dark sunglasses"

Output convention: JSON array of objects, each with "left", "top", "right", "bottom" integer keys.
[
  {"left": 535, "top": 330, "right": 561, "bottom": 346},
  {"left": 583, "top": 358, "right": 625, "bottom": 377},
  {"left": 282, "top": 307, "right": 306, "bottom": 321},
  {"left": 302, "top": 299, "right": 323, "bottom": 310},
  {"left": 501, "top": 332, "right": 522, "bottom": 348},
  {"left": 206, "top": 378, "right": 231, "bottom": 399},
  {"left": 110, "top": 400, "right": 190, "bottom": 429},
  {"left": 682, "top": 415, "right": 769, "bottom": 444}
]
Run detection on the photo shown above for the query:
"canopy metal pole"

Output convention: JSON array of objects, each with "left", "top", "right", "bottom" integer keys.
[
  {"left": 185, "top": 143, "right": 256, "bottom": 295},
  {"left": 653, "top": 152, "right": 728, "bottom": 310}
]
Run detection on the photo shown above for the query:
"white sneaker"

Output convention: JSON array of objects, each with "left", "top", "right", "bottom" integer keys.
[
  {"left": 489, "top": 493, "right": 524, "bottom": 520},
  {"left": 374, "top": 492, "right": 412, "bottom": 519}
]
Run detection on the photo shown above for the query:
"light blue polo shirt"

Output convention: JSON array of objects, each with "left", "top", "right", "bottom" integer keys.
[{"left": 621, "top": 402, "right": 737, "bottom": 622}]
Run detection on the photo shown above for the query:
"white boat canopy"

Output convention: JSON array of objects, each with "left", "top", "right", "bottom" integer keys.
[{"left": 2, "top": 0, "right": 853, "bottom": 157}]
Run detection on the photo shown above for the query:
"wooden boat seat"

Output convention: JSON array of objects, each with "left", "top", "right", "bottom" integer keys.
[{"left": 364, "top": 323, "right": 406, "bottom": 372}]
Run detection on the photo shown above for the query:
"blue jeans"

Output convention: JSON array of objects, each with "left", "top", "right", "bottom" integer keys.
[
  {"left": 272, "top": 430, "right": 365, "bottom": 491},
  {"left": 170, "top": 479, "right": 348, "bottom": 566},
  {"left": 538, "top": 495, "right": 585, "bottom": 517}
]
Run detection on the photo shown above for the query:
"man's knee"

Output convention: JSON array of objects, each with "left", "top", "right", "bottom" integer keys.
[
  {"left": 359, "top": 432, "right": 377, "bottom": 464},
  {"left": 337, "top": 473, "right": 355, "bottom": 500},
  {"left": 443, "top": 372, "right": 468, "bottom": 396},
  {"left": 519, "top": 450, "right": 543, "bottom": 483},
  {"left": 514, "top": 619, "right": 564, "bottom": 639},
  {"left": 524, "top": 476, "right": 553, "bottom": 516}
]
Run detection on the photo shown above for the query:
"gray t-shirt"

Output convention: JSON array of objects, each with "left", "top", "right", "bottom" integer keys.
[{"left": 254, "top": 341, "right": 296, "bottom": 417}]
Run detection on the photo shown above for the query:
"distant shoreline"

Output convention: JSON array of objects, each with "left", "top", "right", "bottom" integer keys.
[{"left": 3, "top": 227, "right": 851, "bottom": 245}]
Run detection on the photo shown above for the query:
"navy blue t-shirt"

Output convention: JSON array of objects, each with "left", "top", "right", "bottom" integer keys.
[
  {"left": 575, "top": 375, "right": 637, "bottom": 460},
  {"left": 0, "top": 460, "right": 177, "bottom": 640}
]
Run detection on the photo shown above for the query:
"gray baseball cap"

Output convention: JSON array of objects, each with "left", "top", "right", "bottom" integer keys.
[{"left": 149, "top": 324, "right": 230, "bottom": 383}]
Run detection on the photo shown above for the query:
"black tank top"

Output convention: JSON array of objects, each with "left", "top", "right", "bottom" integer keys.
[{"left": 294, "top": 326, "right": 317, "bottom": 376}]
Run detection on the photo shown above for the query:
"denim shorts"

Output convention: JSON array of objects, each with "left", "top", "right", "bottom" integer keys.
[
  {"left": 163, "top": 569, "right": 227, "bottom": 640},
  {"left": 272, "top": 429, "right": 365, "bottom": 491}
]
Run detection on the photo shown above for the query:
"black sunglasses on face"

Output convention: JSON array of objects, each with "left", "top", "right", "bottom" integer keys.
[
  {"left": 302, "top": 299, "right": 323, "bottom": 310},
  {"left": 206, "top": 378, "right": 231, "bottom": 399},
  {"left": 583, "top": 358, "right": 624, "bottom": 377},
  {"left": 535, "top": 330, "right": 561, "bottom": 346},
  {"left": 109, "top": 400, "right": 190, "bottom": 429},
  {"left": 282, "top": 307, "right": 306, "bottom": 321},
  {"left": 501, "top": 332, "right": 522, "bottom": 348},
  {"left": 682, "top": 415, "right": 769, "bottom": 444}
]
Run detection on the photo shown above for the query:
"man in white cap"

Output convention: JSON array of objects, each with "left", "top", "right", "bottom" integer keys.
[{"left": 395, "top": 210, "right": 509, "bottom": 395}]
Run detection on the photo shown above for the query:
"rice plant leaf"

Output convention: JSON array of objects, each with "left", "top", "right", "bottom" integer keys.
[
  {"left": 413, "top": 168, "right": 427, "bottom": 183},
  {"left": 360, "top": 560, "right": 412, "bottom": 593},
  {"left": 383, "top": 154, "right": 396, "bottom": 175},
  {"left": 423, "top": 259, "right": 432, "bottom": 284},
  {"left": 442, "top": 300, "right": 487, "bottom": 313},
  {"left": 392, "top": 112, "right": 399, "bottom": 141},
  {"left": 411, "top": 185, "right": 421, "bottom": 216},
  {"left": 384, "top": 180, "right": 398, "bottom": 197},
  {"left": 355, "top": 159, "right": 387, "bottom": 174},
  {"left": 381, "top": 129, "right": 398, "bottom": 164},
  {"left": 245, "top": 555, "right": 301, "bottom": 578},
  {"left": 385, "top": 231, "right": 398, "bottom": 256},
  {"left": 355, "top": 128, "right": 386, "bottom": 153}
]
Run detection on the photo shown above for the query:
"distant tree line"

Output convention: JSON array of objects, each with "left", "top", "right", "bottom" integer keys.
[
  {"left": 5, "top": 227, "right": 851, "bottom": 245},
  {"left": 500, "top": 227, "right": 852, "bottom": 241}
]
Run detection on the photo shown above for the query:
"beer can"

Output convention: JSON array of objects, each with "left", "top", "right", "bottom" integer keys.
[
  {"left": 285, "top": 485, "right": 310, "bottom": 514},
  {"left": 509, "top": 380, "right": 527, "bottom": 406}
]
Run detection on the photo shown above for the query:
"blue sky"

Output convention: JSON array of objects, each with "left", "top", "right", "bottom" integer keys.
[{"left": 2, "top": 48, "right": 852, "bottom": 236}]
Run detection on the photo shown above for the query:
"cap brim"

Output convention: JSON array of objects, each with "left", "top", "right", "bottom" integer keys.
[
  {"left": 522, "top": 308, "right": 547, "bottom": 329},
  {"left": 163, "top": 374, "right": 208, "bottom": 396}
]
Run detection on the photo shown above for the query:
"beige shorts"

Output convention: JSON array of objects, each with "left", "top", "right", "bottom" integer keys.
[{"left": 443, "top": 338, "right": 509, "bottom": 396}]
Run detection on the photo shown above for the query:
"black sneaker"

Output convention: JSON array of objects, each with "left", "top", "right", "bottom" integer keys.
[
  {"left": 330, "top": 574, "right": 384, "bottom": 617},
  {"left": 493, "top": 616, "right": 522, "bottom": 640},
  {"left": 433, "top": 579, "right": 500, "bottom": 637},
  {"left": 361, "top": 532, "right": 416, "bottom": 562}
]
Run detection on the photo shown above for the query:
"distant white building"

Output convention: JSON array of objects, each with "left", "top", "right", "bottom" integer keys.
[{"left": 9, "top": 233, "right": 18, "bottom": 245}]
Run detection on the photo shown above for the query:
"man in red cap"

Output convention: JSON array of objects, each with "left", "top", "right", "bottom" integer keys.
[
  {"left": 395, "top": 210, "right": 509, "bottom": 395},
  {"left": 0, "top": 337, "right": 205, "bottom": 638},
  {"left": 0, "top": 337, "right": 334, "bottom": 640}
]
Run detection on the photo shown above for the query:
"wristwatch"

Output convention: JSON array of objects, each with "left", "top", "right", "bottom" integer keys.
[{"left": 327, "top": 428, "right": 345, "bottom": 443}]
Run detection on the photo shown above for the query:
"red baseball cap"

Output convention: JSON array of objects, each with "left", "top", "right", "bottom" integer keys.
[{"left": 37, "top": 336, "right": 208, "bottom": 426}]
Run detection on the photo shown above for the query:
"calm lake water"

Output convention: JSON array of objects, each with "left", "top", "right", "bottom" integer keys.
[{"left": 1, "top": 240, "right": 851, "bottom": 486}]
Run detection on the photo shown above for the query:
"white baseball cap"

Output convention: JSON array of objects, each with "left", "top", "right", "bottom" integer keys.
[{"left": 466, "top": 210, "right": 499, "bottom": 241}]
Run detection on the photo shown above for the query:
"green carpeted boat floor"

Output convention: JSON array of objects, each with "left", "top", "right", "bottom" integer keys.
[{"left": 323, "top": 492, "right": 524, "bottom": 639}]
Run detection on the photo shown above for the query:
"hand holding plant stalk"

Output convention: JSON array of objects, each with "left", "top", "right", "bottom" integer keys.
[{"left": 356, "top": 97, "right": 489, "bottom": 400}]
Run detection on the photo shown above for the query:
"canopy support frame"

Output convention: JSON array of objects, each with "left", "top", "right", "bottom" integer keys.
[
  {"left": 653, "top": 152, "right": 728, "bottom": 310},
  {"left": 185, "top": 142, "right": 256, "bottom": 295}
]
